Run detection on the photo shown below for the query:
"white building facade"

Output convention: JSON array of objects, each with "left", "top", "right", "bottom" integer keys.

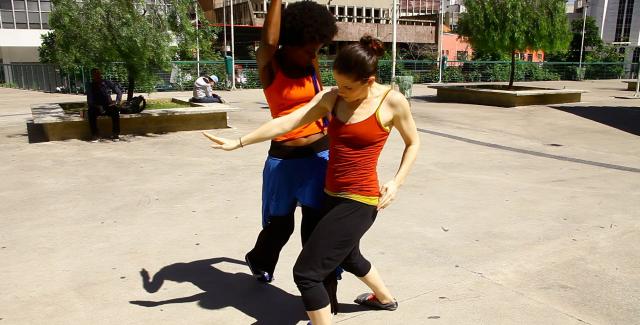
[
  {"left": 0, "top": 0, "right": 52, "bottom": 63},
  {"left": 575, "top": 0, "right": 640, "bottom": 63}
]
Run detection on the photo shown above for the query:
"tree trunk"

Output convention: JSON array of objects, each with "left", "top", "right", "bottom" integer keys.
[
  {"left": 509, "top": 50, "right": 516, "bottom": 89},
  {"left": 127, "top": 74, "right": 135, "bottom": 102}
]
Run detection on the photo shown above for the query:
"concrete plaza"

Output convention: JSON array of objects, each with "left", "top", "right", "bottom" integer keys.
[{"left": 0, "top": 80, "right": 638, "bottom": 324}]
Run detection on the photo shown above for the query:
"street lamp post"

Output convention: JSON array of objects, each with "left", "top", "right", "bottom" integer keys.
[
  {"left": 437, "top": 0, "right": 444, "bottom": 83},
  {"left": 195, "top": 1, "right": 200, "bottom": 77},
  {"left": 230, "top": 0, "right": 236, "bottom": 90},
  {"left": 391, "top": 0, "right": 398, "bottom": 85},
  {"left": 635, "top": 53, "right": 640, "bottom": 98},
  {"left": 223, "top": 0, "right": 227, "bottom": 55},
  {"left": 578, "top": 0, "right": 587, "bottom": 70}
]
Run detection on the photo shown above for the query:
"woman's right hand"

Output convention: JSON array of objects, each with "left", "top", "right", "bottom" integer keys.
[{"left": 202, "top": 132, "right": 242, "bottom": 151}]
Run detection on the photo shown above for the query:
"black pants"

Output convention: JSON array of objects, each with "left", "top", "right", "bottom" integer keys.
[
  {"left": 88, "top": 105, "right": 120, "bottom": 137},
  {"left": 293, "top": 195, "right": 378, "bottom": 311},
  {"left": 246, "top": 205, "right": 323, "bottom": 276}
]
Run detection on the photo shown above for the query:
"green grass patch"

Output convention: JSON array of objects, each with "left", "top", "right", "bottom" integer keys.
[{"left": 146, "top": 99, "right": 193, "bottom": 110}]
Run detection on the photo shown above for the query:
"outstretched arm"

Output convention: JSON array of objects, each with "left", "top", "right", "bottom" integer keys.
[
  {"left": 203, "top": 89, "right": 337, "bottom": 150},
  {"left": 378, "top": 92, "right": 420, "bottom": 210},
  {"left": 256, "top": 0, "right": 282, "bottom": 86}
]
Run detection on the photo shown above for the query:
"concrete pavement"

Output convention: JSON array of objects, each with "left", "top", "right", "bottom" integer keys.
[{"left": 0, "top": 80, "right": 638, "bottom": 324}]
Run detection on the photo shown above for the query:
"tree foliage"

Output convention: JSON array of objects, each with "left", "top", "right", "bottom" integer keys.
[
  {"left": 46, "top": 0, "right": 219, "bottom": 98},
  {"left": 545, "top": 16, "right": 623, "bottom": 69},
  {"left": 570, "top": 16, "right": 602, "bottom": 53},
  {"left": 457, "top": 0, "right": 571, "bottom": 87}
]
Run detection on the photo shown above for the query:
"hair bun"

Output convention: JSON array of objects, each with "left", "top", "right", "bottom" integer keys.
[{"left": 359, "top": 35, "right": 385, "bottom": 57}]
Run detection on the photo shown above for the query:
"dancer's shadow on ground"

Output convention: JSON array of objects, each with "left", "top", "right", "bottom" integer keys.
[{"left": 130, "top": 257, "right": 367, "bottom": 324}]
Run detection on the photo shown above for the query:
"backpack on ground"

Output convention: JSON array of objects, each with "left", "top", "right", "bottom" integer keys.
[{"left": 120, "top": 95, "right": 146, "bottom": 114}]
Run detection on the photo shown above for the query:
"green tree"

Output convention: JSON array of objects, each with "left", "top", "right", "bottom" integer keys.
[
  {"left": 38, "top": 31, "right": 58, "bottom": 63},
  {"left": 457, "top": 0, "right": 571, "bottom": 88},
  {"left": 547, "top": 16, "right": 602, "bottom": 61},
  {"left": 48, "top": 0, "right": 218, "bottom": 99},
  {"left": 570, "top": 17, "right": 602, "bottom": 56}
]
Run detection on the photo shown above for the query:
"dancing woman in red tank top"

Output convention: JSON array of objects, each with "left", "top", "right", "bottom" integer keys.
[{"left": 204, "top": 36, "right": 420, "bottom": 325}]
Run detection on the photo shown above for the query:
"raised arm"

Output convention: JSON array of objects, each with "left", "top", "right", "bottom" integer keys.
[
  {"left": 203, "top": 88, "right": 338, "bottom": 150},
  {"left": 256, "top": 0, "right": 282, "bottom": 86},
  {"left": 377, "top": 91, "right": 420, "bottom": 210}
]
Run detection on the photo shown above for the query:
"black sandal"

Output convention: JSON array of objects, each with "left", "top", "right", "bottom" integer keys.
[{"left": 354, "top": 293, "right": 398, "bottom": 311}]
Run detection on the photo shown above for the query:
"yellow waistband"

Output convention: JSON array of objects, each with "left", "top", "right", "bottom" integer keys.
[{"left": 324, "top": 189, "right": 379, "bottom": 206}]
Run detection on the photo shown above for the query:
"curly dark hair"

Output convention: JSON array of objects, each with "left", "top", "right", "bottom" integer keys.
[{"left": 279, "top": 1, "right": 337, "bottom": 47}]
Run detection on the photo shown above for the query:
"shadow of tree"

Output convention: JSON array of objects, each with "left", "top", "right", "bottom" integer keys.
[
  {"left": 550, "top": 105, "right": 640, "bottom": 136},
  {"left": 130, "top": 257, "right": 367, "bottom": 325}
]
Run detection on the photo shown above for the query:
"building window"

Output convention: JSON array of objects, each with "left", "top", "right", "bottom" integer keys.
[
  {"left": 0, "top": 0, "right": 13, "bottom": 10},
  {"left": 0, "top": 0, "right": 51, "bottom": 29},
  {"left": 614, "top": 0, "right": 635, "bottom": 42},
  {"left": 1, "top": 9, "right": 14, "bottom": 28},
  {"left": 28, "top": 11, "right": 39, "bottom": 28},
  {"left": 12, "top": 0, "right": 23, "bottom": 10},
  {"left": 27, "top": 0, "right": 36, "bottom": 11},
  {"left": 456, "top": 51, "right": 467, "bottom": 61},
  {"left": 41, "top": 11, "right": 48, "bottom": 28},
  {"left": 40, "top": 0, "right": 50, "bottom": 11},
  {"left": 14, "top": 10, "right": 27, "bottom": 29}
]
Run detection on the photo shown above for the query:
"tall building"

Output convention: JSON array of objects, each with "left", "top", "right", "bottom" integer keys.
[
  {"left": 198, "top": 0, "right": 439, "bottom": 57},
  {"left": 0, "top": 0, "right": 52, "bottom": 63},
  {"left": 574, "top": 0, "right": 640, "bottom": 63}
]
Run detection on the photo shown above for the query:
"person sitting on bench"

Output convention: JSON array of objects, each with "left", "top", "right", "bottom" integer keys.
[
  {"left": 86, "top": 68, "right": 122, "bottom": 142},
  {"left": 191, "top": 75, "right": 223, "bottom": 103}
]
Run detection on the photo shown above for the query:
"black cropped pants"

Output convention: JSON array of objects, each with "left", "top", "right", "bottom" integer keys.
[{"left": 293, "top": 195, "right": 378, "bottom": 311}]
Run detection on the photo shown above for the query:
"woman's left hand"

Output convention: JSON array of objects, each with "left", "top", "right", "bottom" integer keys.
[
  {"left": 202, "top": 132, "right": 242, "bottom": 151},
  {"left": 377, "top": 180, "right": 398, "bottom": 210}
]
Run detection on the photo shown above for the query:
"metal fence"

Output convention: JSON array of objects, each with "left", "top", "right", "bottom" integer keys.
[
  {"left": 1, "top": 63, "right": 64, "bottom": 92},
  {"left": 1, "top": 60, "right": 638, "bottom": 93}
]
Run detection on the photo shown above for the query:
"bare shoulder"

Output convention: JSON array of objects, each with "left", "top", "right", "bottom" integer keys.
[
  {"left": 323, "top": 87, "right": 340, "bottom": 98},
  {"left": 317, "top": 87, "right": 339, "bottom": 111},
  {"left": 385, "top": 89, "right": 411, "bottom": 115},
  {"left": 318, "top": 87, "right": 340, "bottom": 103}
]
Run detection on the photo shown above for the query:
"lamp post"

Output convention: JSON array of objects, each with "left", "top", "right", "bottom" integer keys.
[
  {"left": 195, "top": 1, "right": 200, "bottom": 77},
  {"left": 635, "top": 51, "right": 640, "bottom": 98},
  {"left": 391, "top": 0, "right": 398, "bottom": 85},
  {"left": 223, "top": 0, "right": 227, "bottom": 54},
  {"left": 437, "top": 0, "right": 444, "bottom": 83},
  {"left": 230, "top": 0, "right": 236, "bottom": 90},
  {"left": 578, "top": 0, "right": 587, "bottom": 70}
]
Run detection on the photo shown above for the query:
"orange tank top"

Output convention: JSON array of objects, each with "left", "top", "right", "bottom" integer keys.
[
  {"left": 263, "top": 62, "right": 325, "bottom": 142},
  {"left": 325, "top": 89, "right": 392, "bottom": 206}
]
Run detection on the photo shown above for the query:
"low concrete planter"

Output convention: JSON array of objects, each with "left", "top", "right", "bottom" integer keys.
[
  {"left": 27, "top": 98, "right": 239, "bottom": 143},
  {"left": 429, "top": 85, "right": 586, "bottom": 107},
  {"left": 623, "top": 81, "right": 638, "bottom": 91}
]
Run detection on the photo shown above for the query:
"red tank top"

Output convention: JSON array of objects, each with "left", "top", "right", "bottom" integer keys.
[
  {"left": 263, "top": 62, "right": 325, "bottom": 142},
  {"left": 325, "top": 89, "right": 392, "bottom": 206}
]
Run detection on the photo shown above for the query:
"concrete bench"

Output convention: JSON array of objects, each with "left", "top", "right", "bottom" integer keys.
[
  {"left": 27, "top": 99, "right": 240, "bottom": 143},
  {"left": 623, "top": 81, "right": 638, "bottom": 91},
  {"left": 429, "top": 84, "right": 587, "bottom": 107}
]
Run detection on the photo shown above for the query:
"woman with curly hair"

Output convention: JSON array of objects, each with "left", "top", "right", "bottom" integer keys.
[
  {"left": 243, "top": 0, "right": 338, "bottom": 288},
  {"left": 205, "top": 35, "right": 420, "bottom": 325}
]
